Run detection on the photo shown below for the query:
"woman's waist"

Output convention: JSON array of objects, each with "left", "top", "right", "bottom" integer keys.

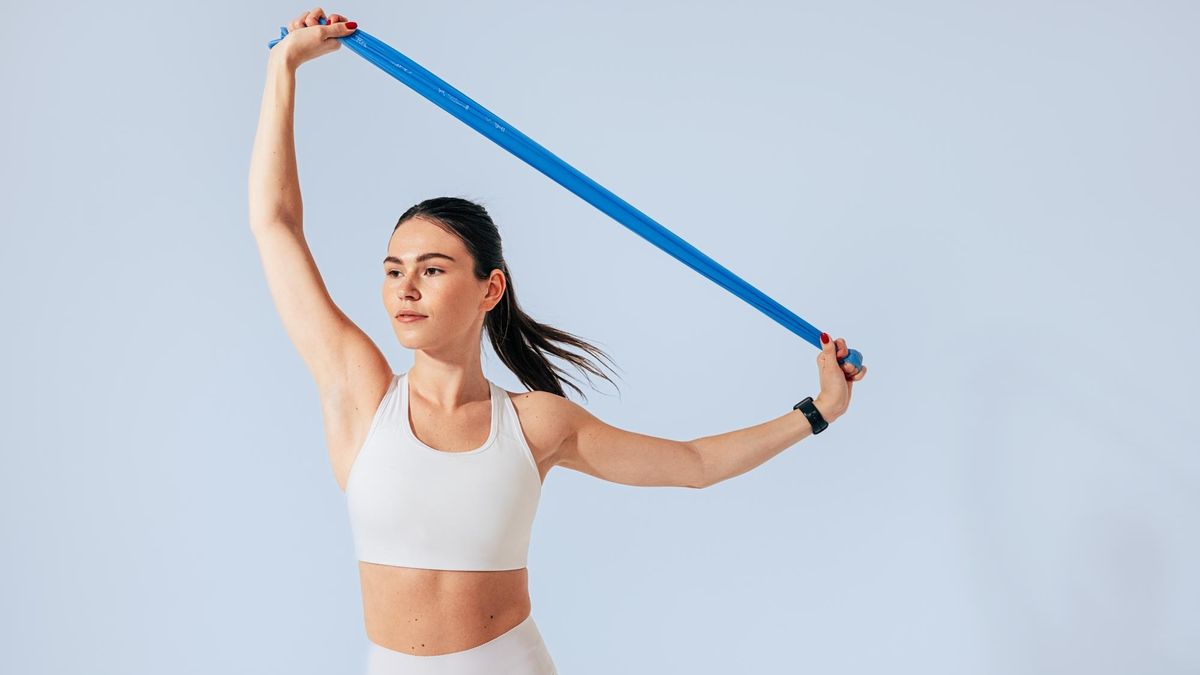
[
  {"left": 357, "top": 563, "right": 532, "bottom": 655},
  {"left": 357, "top": 562, "right": 530, "bottom": 618}
]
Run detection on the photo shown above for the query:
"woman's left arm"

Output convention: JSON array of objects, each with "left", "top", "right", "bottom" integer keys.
[
  {"left": 550, "top": 395, "right": 835, "bottom": 490},
  {"left": 551, "top": 336, "right": 865, "bottom": 489},
  {"left": 689, "top": 399, "right": 837, "bottom": 488}
]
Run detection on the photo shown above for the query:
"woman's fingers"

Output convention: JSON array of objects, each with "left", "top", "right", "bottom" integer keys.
[
  {"left": 834, "top": 337, "right": 847, "bottom": 359},
  {"left": 828, "top": 336, "right": 866, "bottom": 379},
  {"left": 833, "top": 337, "right": 851, "bottom": 372},
  {"left": 287, "top": 8, "right": 342, "bottom": 33},
  {"left": 304, "top": 7, "right": 327, "bottom": 27}
]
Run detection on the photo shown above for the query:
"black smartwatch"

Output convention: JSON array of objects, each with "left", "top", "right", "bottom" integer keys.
[{"left": 793, "top": 396, "right": 829, "bottom": 434}]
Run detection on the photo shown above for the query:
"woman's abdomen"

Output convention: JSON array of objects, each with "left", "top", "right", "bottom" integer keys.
[{"left": 358, "top": 562, "right": 532, "bottom": 656}]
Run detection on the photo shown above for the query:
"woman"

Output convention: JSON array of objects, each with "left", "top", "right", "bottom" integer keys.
[{"left": 249, "top": 8, "right": 868, "bottom": 674}]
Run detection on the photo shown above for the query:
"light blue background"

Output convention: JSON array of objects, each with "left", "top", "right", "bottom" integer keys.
[{"left": 2, "top": 1, "right": 1196, "bottom": 673}]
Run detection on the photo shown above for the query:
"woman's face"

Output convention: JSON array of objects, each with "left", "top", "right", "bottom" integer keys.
[{"left": 382, "top": 217, "right": 504, "bottom": 351}]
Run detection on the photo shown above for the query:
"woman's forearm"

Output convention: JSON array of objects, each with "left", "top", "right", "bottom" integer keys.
[
  {"left": 690, "top": 398, "right": 838, "bottom": 488},
  {"left": 248, "top": 53, "right": 303, "bottom": 229}
]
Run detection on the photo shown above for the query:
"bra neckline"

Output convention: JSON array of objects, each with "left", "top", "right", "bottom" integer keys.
[{"left": 400, "top": 371, "right": 500, "bottom": 456}]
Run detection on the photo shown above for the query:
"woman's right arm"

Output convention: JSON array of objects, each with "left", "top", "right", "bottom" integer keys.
[
  {"left": 247, "top": 8, "right": 350, "bottom": 225},
  {"left": 248, "top": 9, "right": 356, "bottom": 230},
  {"left": 245, "top": 11, "right": 390, "bottom": 424},
  {"left": 248, "top": 51, "right": 302, "bottom": 230}
]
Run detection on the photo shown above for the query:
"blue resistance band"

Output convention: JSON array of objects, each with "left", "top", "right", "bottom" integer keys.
[{"left": 268, "top": 19, "right": 863, "bottom": 373}]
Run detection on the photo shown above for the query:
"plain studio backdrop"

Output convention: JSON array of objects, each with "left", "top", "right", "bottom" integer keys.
[{"left": 1, "top": 1, "right": 1196, "bottom": 673}]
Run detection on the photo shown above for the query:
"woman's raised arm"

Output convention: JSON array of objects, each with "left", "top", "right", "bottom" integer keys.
[
  {"left": 248, "top": 51, "right": 302, "bottom": 228},
  {"left": 246, "top": 10, "right": 389, "bottom": 420}
]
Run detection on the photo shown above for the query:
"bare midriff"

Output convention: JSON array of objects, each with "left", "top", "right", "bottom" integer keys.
[{"left": 358, "top": 562, "right": 532, "bottom": 656}]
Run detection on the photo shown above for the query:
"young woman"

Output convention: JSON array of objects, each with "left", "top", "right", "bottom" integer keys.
[{"left": 249, "top": 8, "right": 867, "bottom": 674}]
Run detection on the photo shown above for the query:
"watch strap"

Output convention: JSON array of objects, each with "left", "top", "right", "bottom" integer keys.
[{"left": 793, "top": 396, "right": 829, "bottom": 434}]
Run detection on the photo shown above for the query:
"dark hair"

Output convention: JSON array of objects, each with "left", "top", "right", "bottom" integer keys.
[{"left": 393, "top": 196, "right": 621, "bottom": 401}]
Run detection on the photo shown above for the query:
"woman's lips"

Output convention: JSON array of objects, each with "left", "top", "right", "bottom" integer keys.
[{"left": 396, "top": 314, "right": 427, "bottom": 323}]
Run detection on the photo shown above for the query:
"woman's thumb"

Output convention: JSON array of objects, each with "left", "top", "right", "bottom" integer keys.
[
  {"left": 818, "top": 332, "right": 835, "bottom": 367},
  {"left": 319, "top": 21, "right": 356, "bottom": 45}
]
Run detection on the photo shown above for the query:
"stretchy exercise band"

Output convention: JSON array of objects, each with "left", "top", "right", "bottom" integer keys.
[{"left": 267, "top": 19, "right": 864, "bottom": 374}]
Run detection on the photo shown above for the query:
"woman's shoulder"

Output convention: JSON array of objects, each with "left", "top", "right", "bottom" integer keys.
[{"left": 502, "top": 388, "right": 577, "bottom": 465}]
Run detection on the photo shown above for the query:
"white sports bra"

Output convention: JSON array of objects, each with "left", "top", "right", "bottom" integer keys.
[{"left": 345, "top": 371, "right": 543, "bottom": 571}]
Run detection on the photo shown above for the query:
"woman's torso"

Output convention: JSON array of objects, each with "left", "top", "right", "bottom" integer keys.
[{"left": 332, "top": 373, "right": 561, "bottom": 656}]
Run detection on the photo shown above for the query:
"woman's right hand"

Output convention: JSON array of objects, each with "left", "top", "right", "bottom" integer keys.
[{"left": 274, "top": 7, "right": 357, "bottom": 70}]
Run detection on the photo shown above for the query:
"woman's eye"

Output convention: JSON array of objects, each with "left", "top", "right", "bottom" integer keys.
[{"left": 386, "top": 269, "right": 442, "bottom": 277}]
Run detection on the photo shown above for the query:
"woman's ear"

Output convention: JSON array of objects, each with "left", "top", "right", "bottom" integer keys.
[{"left": 482, "top": 270, "right": 506, "bottom": 311}]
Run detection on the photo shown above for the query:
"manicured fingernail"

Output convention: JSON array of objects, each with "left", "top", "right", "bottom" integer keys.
[
  {"left": 821, "top": 332, "right": 829, "bottom": 344},
  {"left": 347, "top": 21, "right": 357, "bottom": 29}
]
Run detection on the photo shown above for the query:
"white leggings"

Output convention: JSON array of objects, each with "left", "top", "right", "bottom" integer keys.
[{"left": 365, "top": 613, "right": 558, "bottom": 675}]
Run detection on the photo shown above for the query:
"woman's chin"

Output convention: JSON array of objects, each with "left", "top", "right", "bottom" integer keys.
[{"left": 394, "top": 332, "right": 434, "bottom": 350}]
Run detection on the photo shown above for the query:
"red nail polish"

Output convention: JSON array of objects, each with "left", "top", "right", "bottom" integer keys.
[
  {"left": 347, "top": 21, "right": 357, "bottom": 29},
  {"left": 821, "top": 332, "right": 829, "bottom": 344}
]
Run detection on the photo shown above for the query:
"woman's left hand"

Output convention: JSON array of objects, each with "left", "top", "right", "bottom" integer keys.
[{"left": 814, "top": 333, "right": 867, "bottom": 423}]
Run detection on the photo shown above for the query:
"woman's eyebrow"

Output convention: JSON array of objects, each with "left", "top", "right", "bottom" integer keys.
[{"left": 382, "top": 253, "right": 456, "bottom": 266}]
